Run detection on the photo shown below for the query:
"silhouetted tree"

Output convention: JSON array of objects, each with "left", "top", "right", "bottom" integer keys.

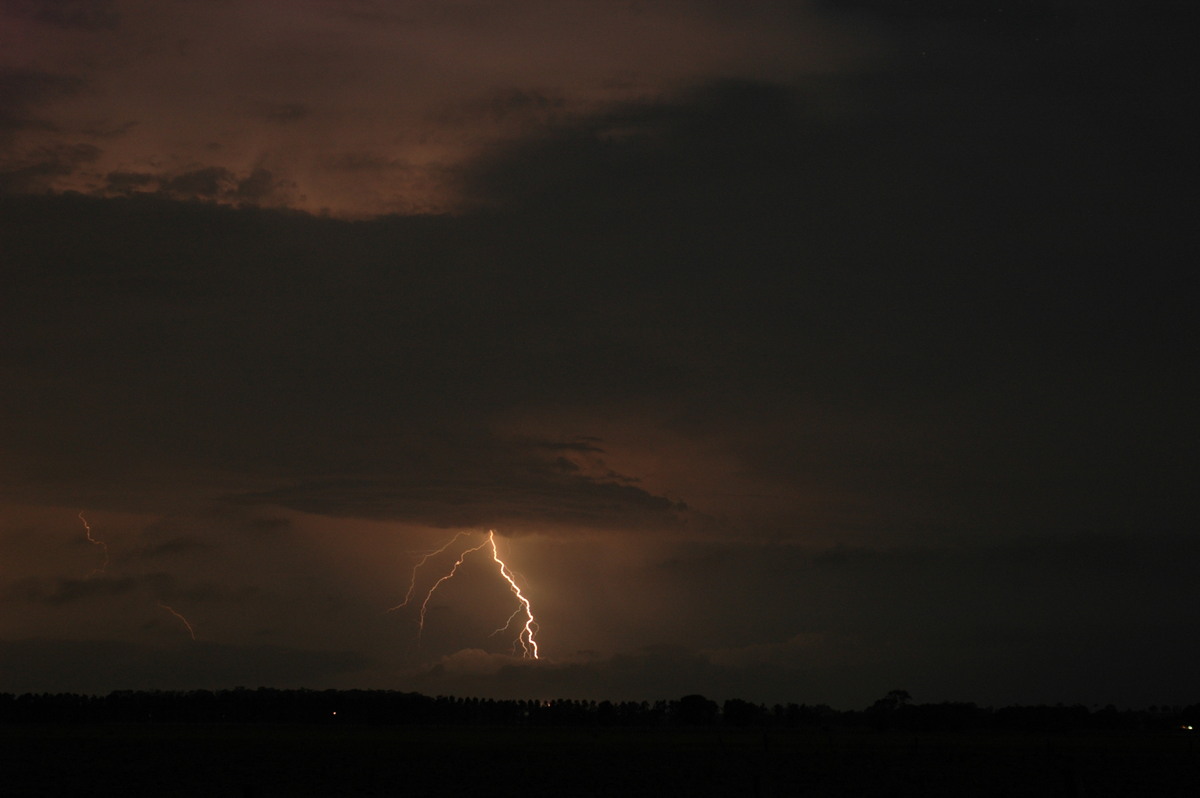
[
  {"left": 867, "top": 689, "right": 912, "bottom": 730},
  {"left": 722, "top": 698, "right": 765, "bottom": 727},
  {"left": 675, "top": 694, "right": 719, "bottom": 726}
]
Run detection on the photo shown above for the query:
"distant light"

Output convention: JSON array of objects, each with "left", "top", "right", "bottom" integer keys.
[
  {"left": 332, "top": 711, "right": 338, "bottom": 716},
  {"left": 1183, "top": 725, "right": 1193, "bottom": 731}
]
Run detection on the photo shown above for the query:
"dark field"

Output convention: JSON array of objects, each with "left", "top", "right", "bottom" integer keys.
[{"left": 2, "top": 723, "right": 1196, "bottom": 797}]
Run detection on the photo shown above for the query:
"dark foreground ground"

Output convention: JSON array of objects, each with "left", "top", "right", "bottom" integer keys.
[{"left": 2, "top": 723, "right": 1196, "bottom": 796}]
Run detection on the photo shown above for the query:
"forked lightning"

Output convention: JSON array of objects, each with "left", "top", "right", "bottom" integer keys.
[{"left": 392, "top": 529, "right": 540, "bottom": 658}]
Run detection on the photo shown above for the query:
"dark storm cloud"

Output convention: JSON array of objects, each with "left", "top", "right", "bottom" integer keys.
[
  {"left": 131, "top": 510, "right": 295, "bottom": 559},
  {"left": 322, "top": 152, "right": 414, "bottom": 172},
  {"left": 233, "top": 437, "right": 686, "bottom": 531},
  {"left": 0, "top": 141, "right": 99, "bottom": 192},
  {"left": 133, "top": 535, "right": 216, "bottom": 559},
  {"left": 817, "top": 0, "right": 1194, "bottom": 122},
  {"left": 0, "top": 175, "right": 701, "bottom": 528},
  {"left": 0, "top": 0, "right": 121, "bottom": 31},
  {"left": 431, "top": 87, "right": 568, "bottom": 130},
  {"left": 456, "top": 76, "right": 1195, "bottom": 532},
  {"left": 479, "top": 88, "right": 566, "bottom": 121},
  {"left": 103, "top": 169, "right": 155, "bottom": 193},
  {"left": 2, "top": 52, "right": 1196, "bottom": 537},
  {"left": 100, "top": 164, "right": 288, "bottom": 203},
  {"left": 458, "top": 79, "right": 804, "bottom": 217},
  {"left": 0, "top": 188, "right": 689, "bottom": 526},
  {"left": 159, "top": 166, "right": 235, "bottom": 198},
  {"left": 5, "top": 572, "right": 216, "bottom": 607},
  {"left": 0, "top": 68, "right": 86, "bottom": 141},
  {"left": 0, "top": 639, "right": 368, "bottom": 694},
  {"left": 258, "top": 101, "right": 311, "bottom": 124},
  {"left": 0, "top": 69, "right": 85, "bottom": 117},
  {"left": 816, "top": 0, "right": 1073, "bottom": 34},
  {"left": 818, "top": 0, "right": 1189, "bottom": 39}
]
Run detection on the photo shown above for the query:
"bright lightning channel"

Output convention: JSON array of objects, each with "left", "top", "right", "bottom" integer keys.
[
  {"left": 78, "top": 511, "right": 109, "bottom": 576},
  {"left": 394, "top": 529, "right": 540, "bottom": 659},
  {"left": 487, "top": 532, "right": 539, "bottom": 659}
]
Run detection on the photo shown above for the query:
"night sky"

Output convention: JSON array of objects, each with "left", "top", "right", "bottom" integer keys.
[{"left": 1, "top": 0, "right": 1195, "bottom": 709}]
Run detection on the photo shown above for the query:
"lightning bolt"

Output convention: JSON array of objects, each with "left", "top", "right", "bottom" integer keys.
[
  {"left": 394, "top": 529, "right": 540, "bottom": 659},
  {"left": 76, "top": 511, "right": 199, "bottom": 641},
  {"left": 387, "top": 530, "right": 473, "bottom": 613},
  {"left": 157, "top": 601, "right": 198, "bottom": 641},
  {"left": 487, "top": 532, "right": 539, "bottom": 659},
  {"left": 78, "top": 513, "right": 109, "bottom": 576}
]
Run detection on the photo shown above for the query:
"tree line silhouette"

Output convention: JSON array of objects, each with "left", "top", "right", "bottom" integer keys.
[{"left": 1, "top": 688, "right": 1196, "bottom": 733}]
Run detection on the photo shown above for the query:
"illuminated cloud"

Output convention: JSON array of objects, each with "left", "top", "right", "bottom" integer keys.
[{"left": 0, "top": 0, "right": 869, "bottom": 215}]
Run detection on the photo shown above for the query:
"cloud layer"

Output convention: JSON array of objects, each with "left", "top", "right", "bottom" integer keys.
[
  {"left": 0, "top": 1, "right": 1195, "bottom": 706},
  {"left": 0, "top": 0, "right": 867, "bottom": 215}
]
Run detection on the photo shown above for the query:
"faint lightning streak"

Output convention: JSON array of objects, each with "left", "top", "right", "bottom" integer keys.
[
  {"left": 76, "top": 512, "right": 202, "bottom": 643},
  {"left": 416, "top": 538, "right": 492, "bottom": 634},
  {"left": 157, "top": 602, "right": 197, "bottom": 641},
  {"left": 487, "top": 531, "right": 539, "bottom": 659},
  {"left": 78, "top": 511, "right": 109, "bottom": 576},
  {"left": 490, "top": 607, "right": 525, "bottom": 638},
  {"left": 387, "top": 530, "right": 473, "bottom": 613}
]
